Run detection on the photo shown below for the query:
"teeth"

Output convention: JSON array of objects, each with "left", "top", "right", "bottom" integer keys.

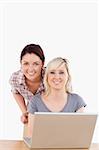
[
  {"left": 53, "top": 81, "right": 61, "bottom": 84},
  {"left": 28, "top": 72, "right": 35, "bottom": 76}
]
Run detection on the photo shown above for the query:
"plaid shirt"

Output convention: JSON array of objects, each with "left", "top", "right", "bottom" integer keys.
[{"left": 9, "top": 70, "right": 44, "bottom": 102}]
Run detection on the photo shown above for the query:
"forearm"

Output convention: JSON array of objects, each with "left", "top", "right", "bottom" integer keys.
[{"left": 13, "top": 93, "right": 27, "bottom": 113}]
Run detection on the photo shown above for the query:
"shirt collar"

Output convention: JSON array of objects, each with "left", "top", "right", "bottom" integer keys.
[{"left": 18, "top": 70, "right": 44, "bottom": 93}]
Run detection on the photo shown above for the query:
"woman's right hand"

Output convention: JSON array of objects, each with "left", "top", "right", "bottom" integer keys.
[{"left": 21, "top": 112, "right": 28, "bottom": 124}]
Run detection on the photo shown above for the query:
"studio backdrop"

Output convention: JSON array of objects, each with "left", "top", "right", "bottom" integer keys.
[{"left": 0, "top": 0, "right": 98, "bottom": 142}]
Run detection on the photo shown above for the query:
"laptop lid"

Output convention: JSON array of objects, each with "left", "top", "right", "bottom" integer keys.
[{"left": 23, "top": 112, "right": 97, "bottom": 148}]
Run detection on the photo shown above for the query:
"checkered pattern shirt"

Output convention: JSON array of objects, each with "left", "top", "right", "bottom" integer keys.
[{"left": 9, "top": 70, "right": 44, "bottom": 102}]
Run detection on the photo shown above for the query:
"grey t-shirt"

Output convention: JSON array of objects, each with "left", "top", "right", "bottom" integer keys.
[{"left": 28, "top": 93, "right": 86, "bottom": 114}]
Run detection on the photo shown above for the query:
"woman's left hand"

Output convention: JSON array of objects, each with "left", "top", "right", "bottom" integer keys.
[{"left": 20, "top": 112, "right": 28, "bottom": 124}]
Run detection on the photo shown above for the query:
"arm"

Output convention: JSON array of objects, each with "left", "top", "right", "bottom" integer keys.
[
  {"left": 76, "top": 106, "right": 86, "bottom": 112},
  {"left": 13, "top": 93, "right": 27, "bottom": 113},
  {"left": 74, "top": 94, "right": 87, "bottom": 113},
  {"left": 12, "top": 93, "right": 28, "bottom": 123}
]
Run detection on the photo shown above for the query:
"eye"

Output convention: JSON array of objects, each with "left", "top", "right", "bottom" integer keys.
[
  {"left": 49, "top": 71, "right": 55, "bottom": 74},
  {"left": 22, "top": 62, "right": 29, "bottom": 65},
  {"left": 33, "top": 62, "right": 40, "bottom": 66},
  {"left": 59, "top": 71, "right": 64, "bottom": 74}
]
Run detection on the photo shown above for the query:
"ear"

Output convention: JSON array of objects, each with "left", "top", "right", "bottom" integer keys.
[
  {"left": 42, "top": 62, "right": 44, "bottom": 67},
  {"left": 41, "top": 67, "right": 45, "bottom": 77}
]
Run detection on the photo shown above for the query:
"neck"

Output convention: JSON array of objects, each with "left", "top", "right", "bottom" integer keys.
[
  {"left": 47, "top": 89, "right": 67, "bottom": 100},
  {"left": 26, "top": 77, "right": 41, "bottom": 86}
]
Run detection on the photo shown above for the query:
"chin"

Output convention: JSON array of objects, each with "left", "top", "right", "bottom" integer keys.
[
  {"left": 27, "top": 77, "right": 35, "bottom": 81},
  {"left": 52, "top": 87, "right": 63, "bottom": 90}
]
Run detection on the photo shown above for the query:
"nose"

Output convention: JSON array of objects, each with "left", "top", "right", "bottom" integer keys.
[
  {"left": 54, "top": 73, "right": 60, "bottom": 78},
  {"left": 28, "top": 64, "right": 34, "bottom": 71}
]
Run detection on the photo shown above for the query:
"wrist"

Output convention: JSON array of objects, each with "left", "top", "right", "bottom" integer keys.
[{"left": 22, "top": 111, "right": 28, "bottom": 116}]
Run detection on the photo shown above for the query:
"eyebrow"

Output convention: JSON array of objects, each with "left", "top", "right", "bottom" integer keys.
[
  {"left": 49, "top": 69, "right": 65, "bottom": 72},
  {"left": 22, "top": 60, "right": 41, "bottom": 63}
]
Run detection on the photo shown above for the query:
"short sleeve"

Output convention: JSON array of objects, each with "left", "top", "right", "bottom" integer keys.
[
  {"left": 75, "top": 94, "right": 87, "bottom": 111},
  {"left": 9, "top": 73, "right": 19, "bottom": 94},
  {"left": 27, "top": 98, "right": 37, "bottom": 114}
]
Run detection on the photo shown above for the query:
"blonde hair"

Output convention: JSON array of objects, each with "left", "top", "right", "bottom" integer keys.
[{"left": 44, "top": 57, "right": 72, "bottom": 96}]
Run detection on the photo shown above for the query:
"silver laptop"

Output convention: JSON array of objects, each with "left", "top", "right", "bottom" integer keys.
[{"left": 23, "top": 112, "right": 97, "bottom": 149}]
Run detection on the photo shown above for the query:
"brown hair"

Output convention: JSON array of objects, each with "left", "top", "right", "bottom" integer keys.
[{"left": 20, "top": 44, "right": 45, "bottom": 63}]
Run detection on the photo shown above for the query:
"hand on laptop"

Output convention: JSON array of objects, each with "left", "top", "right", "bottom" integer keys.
[{"left": 21, "top": 112, "right": 28, "bottom": 124}]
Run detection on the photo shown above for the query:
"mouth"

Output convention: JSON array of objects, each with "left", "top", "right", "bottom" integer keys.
[
  {"left": 53, "top": 80, "right": 61, "bottom": 85},
  {"left": 27, "top": 72, "right": 35, "bottom": 76}
]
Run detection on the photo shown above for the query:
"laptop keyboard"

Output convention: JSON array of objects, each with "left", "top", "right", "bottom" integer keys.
[{"left": 24, "top": 137, "right": 31, "bottom": 145}]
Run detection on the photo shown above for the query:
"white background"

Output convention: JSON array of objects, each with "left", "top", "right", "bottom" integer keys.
[{"left": 0, "top": 0, "right": 99, "bottom": 142}]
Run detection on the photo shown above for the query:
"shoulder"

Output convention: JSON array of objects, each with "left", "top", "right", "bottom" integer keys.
[
  {"left": 9, "top": 70, "right": 22, "bottom": 85},
  {"left": 69, "top": 93, "right": 83, "bottom": 100},
  {"left": 9, "top": 70, "right": 21, "bottom": 80},
  {"left": 68, "top": 92, "right": 86, "bottom": 107},
  {"left": 28, "top": 94, "right": 42, "bottom": 108}
]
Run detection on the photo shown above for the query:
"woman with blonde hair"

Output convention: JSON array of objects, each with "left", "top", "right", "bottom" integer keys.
[{"left": 28, "top": 57, "right": 86, "bottom": 113}]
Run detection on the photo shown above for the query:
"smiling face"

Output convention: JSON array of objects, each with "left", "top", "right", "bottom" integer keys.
[
  {"left": 47, "top": 64, "right": 68, "bottom": 91},
  {"left": 44, "top": 57, "right": 72, "bottom": 95},
  {"left": 21, "top": 53, "right": 43, "bottom": 82}
]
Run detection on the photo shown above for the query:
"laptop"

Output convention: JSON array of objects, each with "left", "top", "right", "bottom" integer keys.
[{"left": 23, "top": 112, "right": 97, "bottom": 149}]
